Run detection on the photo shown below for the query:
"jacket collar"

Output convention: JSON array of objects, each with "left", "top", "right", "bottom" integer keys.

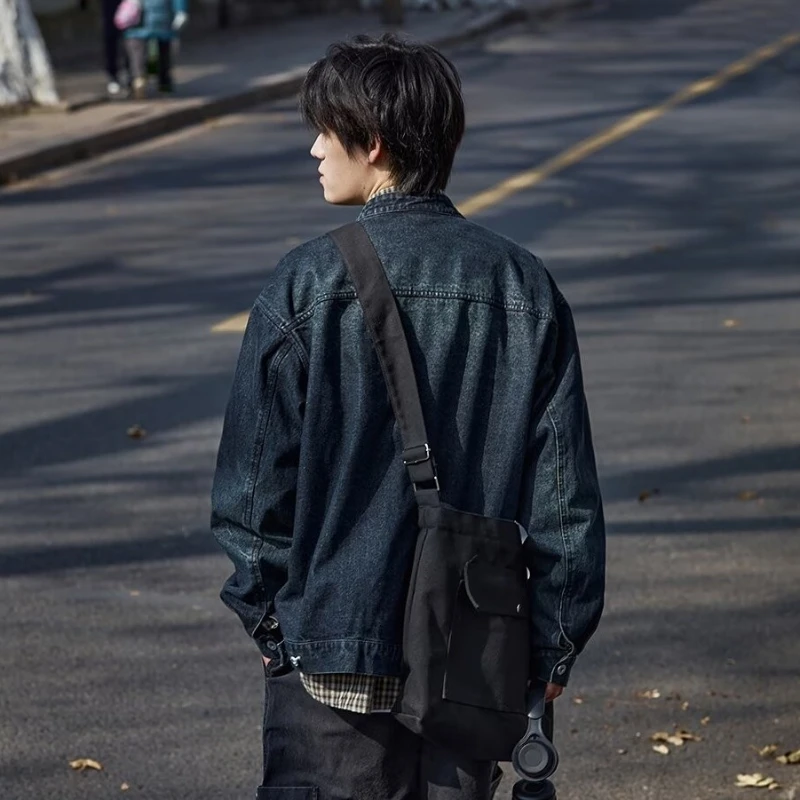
[{"left": 357, "top": 191, "right": 462, "bottom": 221}]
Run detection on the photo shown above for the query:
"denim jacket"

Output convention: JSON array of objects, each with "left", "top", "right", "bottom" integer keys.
[{"left": 211, "top": 192, "right": 605, "bottom": 686}]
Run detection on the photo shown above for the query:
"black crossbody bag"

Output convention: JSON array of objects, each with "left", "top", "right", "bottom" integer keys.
[{"left": 330, "top": 222, "right": 531, "bottom": 761}]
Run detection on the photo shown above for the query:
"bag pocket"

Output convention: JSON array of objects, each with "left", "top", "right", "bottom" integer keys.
[{"left": 442, "top": 558, "right": 529, "bottom": 714}]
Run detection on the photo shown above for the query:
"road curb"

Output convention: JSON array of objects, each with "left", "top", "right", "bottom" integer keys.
[{"left": 0, "top": 2, "right": 584, "bottom": 187}]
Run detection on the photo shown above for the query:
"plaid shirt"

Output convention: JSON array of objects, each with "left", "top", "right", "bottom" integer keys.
[{"left": 299, "top": 672, "right": 402, "bottom": 714}]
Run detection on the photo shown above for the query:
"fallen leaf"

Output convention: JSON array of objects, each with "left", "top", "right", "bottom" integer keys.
[
  {"left": 121, "top": 784, "right": 130, "bottom": 791},
  {"left": 738, "top": 490, "right": 759, "bottom": 501},
  {"left": 651, "top": 730, "right": 697, "bottom": 747},
  {"left": 638, "top": 689, "right": 661, "bottom": 699},
  {"left": 723, "top": 319, "right": 741, "bottom": 328},
  {"left": 573, "top": 697, "right": 584, "bottom": 705},
  {"left": 681, "top": 701, "right": 690, "bottom": 711},
  {"left": 701, "top": 716, "right": 711, "bottom": 726},
  {"left": 651, "top": 732, "right": 675, "bottom": 743},
  {"left": 617, "top": 749, "right": 627, "bottom": 755},
  {"left": 129, "top": 590, "right": 141, "bottom": 597},
  {"left": 653, "top": 744, "right": 670, "bottom": 755},
  {"left": 69, "top": 758, "right": 103, "bottom": 772},
  {"left": 735, "top": 773, "right": 780, "bottom": 790},
  {"left": 674, "top": 729, "right": 702, "bottom": 742},
  {"left": 127, "top": 424, "right": 147, "bottom": 440},
  {"left": 756, "top": 745, "right": 779, "bottom": 758},
  {"left": 638, "top": 489, "right": 661, "bottom": 503},
  {"left": 776, "top": 749, "right": 800, "bottom": 765}
]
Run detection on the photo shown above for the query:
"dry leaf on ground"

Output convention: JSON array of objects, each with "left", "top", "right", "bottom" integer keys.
[
  {"left": 681, "top": 701, "right": 690, "bottom": 711},
  {"left": 776, "top": 749, "right": 800, "bottom": 765},
  {"left": 651, "top": 732, "right": 683, "bottom": 746},
  {"left": 573, "top": 697, "right": 584, "bottom": 705},
  {"left": 69, "top": 759, "right": 103, "bottom": 772},
  {"left": 723, "top": 319, "right": 741, "bottom": 328},
  {"left": 651, "top": 730, "right": 701, "bottom": 747},
  {"left": 735, "top": 773, "right": 780, "bottom": 790},
  {"left": 617, "top": 749, "right": 627, "bottom": 755},
  {"left": 638, "top": 689, "right": 661, "bottom": 699},
  {"left": 756, "top": 745, "right": 779, "bottom": 758},
  {"left": 126, "top": 424, "right": 147, "bottom": 439},
  {"left": 652, "top": 744, "right": 670, "bottom": 755},
  {"left": 738, "top": 490, "right": 759, "bottom": 501},
  {"left": 701, "top": 716, "right": 711, "bottom": 726},
  {"left": 121, "top": 784, "right": 130, "bottom": 791},
  {"left": 638, "top": 489, "right": 660, "bottom": 503}
]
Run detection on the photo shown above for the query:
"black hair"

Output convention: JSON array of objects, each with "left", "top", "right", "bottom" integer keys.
[{"left": 300, "top": 34, "right": 465, "bottom": 195}]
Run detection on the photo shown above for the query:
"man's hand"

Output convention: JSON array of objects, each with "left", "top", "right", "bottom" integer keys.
[
  {"left": 262, "top": 656, "right": 271, "bottom": 668},
  {"left": 545, "top": 682, "right": 564, "bottom": 703}
]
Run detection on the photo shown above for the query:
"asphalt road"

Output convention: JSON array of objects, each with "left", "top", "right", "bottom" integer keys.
[{"left": 1, "top": 1, "right": 799, "bottom": 798}]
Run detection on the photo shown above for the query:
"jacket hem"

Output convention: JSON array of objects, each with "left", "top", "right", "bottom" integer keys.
[{"left": 285, "top": 638, "right": 404, "bottom": 676}]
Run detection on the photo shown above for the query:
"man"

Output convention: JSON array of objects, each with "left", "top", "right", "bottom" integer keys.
[{"left": 211, "top": 34, "right": 605, "bottom": 800}]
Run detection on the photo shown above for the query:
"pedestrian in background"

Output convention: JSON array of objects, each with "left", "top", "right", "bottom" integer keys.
[
  {"left": 122, "top": 0, "right": 188, "bottom": 98},
  {"left": 101, "top": 0, "right": 128, "bottom": 96},
  {"left": 211, "top": 34, "right": 605, "bottom": 800}
]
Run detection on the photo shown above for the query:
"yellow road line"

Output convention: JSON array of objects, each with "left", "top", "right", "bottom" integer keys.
[
  {"left": 458, "top": 30, "right": 800, "bottom": 216},
  {"left": 213, "top": 30, "right": 800, "bottom": 333},
  {"left": 211, "top": 311, "right": 251, "bottom": 333}
]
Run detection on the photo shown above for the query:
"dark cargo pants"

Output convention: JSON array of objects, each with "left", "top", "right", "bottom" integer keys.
[{"left": 259, "top": 670, "right": 503, "bottom": 800}]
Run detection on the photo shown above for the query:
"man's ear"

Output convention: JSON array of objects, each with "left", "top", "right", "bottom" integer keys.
[{"left": 367, "top": 138, "right": 384, "bottom": 165}]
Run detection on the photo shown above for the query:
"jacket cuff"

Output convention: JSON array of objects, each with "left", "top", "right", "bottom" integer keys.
[{"left": 532, "top": 649, "right": 577, "bottom": 686}]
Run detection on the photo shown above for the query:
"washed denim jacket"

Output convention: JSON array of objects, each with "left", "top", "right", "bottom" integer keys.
[{"left": 211, "top": 192, "right": 605, "bottom": 686}]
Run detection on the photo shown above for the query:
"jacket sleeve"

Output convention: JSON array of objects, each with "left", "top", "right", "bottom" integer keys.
[
  {"left": 519, "top": 285, "right": 606, "bottom": 687},
  {"left": 210, "top": 299, "right": 306, "bottom": 659}
]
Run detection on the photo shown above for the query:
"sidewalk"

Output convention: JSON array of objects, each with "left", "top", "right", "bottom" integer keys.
[{"left": 0, "top": 0, "right": 587, "bottom": 186}]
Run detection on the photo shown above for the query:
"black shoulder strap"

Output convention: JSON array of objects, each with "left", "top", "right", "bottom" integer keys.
[{"left": 330, "top": 222, "right": 440, "bottom": 507}]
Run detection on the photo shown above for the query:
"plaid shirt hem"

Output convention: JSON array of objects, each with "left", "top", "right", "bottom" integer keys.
[{"left": 299, "top": 672, "right": 402, "bottom": 714}]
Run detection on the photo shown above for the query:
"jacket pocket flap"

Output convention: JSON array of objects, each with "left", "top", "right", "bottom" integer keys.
[{"left": 463, "top": 560, "right": 527, "bottom": 617}]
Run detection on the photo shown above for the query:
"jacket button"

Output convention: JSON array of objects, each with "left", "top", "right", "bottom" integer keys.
[
  {"left": 264, "top": 616, "right": 279, "bottom": 631},
  {"left": 290, "top": 656, "right": 301, "bottom": 668},
  {"left": 556, "top": 664, "right": 567, "bottom": 675},
  {"left": 265, "top": 640, "right": 278, "bottom": 651}
]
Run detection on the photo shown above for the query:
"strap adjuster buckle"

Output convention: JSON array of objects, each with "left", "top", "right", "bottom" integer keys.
[
  {"left": 413, "top": 474, "right": 440, "bottom": 494},
  {"left": 403, "top": 443, "right": 439, "bottom": 494},
  {"left": 403, "top": 443, "right": 432, "bottom": 466}
]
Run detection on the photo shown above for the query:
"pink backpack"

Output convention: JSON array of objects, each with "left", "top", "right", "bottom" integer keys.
[{"left": 114, "top": 0, "right": 142, "bottom": 30}]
